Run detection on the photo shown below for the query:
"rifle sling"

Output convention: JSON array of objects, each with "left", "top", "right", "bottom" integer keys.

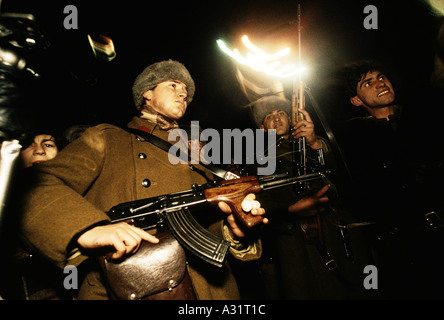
[
  {"left": 126, "top": 128, "right": 231, "bottom": 267},
  {"left": 127, "top": 128, "right": 233, "bottom": 180}
]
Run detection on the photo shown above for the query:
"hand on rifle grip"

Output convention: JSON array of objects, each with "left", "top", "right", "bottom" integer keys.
[{"left": 218, "top": 193, "right": 267, "bottom": 237}]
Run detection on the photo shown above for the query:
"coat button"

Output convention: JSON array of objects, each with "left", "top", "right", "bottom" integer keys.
[
  {"left": 138, "top": 153, "right": 147, "bottom": 159},
  {"left": 142, "top": 179, "right": 151, "bottom": 188}
]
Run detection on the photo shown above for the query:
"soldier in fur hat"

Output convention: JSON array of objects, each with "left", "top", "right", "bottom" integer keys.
[
  {"left": 19, "top": 60, "right": 266, "bottom": 300},
  {"left": 231, "top": 94, "right": 374, "bottom": 299}
]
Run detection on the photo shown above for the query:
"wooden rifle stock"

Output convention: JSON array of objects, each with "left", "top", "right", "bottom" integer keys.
[
  {"left": 204, "top": 176, "right": 263, "bottom": 228},
  {"left": 205, "top": 172, "right": 330, "bottom": 228}
]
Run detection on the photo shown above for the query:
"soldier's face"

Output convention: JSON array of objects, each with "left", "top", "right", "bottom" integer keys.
[
  {"left": 261, "top": 110, "right": 291, "bottom": 136},
  {"left": 143, "top": 80, "right": 188, "bottom": 120}
]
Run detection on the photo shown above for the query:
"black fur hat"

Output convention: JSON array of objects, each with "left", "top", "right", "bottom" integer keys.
[{"left": 132, "top": 60, "right": 195, "bottom": 112}]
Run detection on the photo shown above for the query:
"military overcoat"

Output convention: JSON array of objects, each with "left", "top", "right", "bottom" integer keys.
[{"left": 20, "top": 116, "right": 259, "bottom": 299}]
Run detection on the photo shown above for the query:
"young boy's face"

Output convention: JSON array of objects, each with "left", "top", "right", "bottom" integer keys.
[{"left": 21, "top": 134, "right": 58, "bottom": 168}]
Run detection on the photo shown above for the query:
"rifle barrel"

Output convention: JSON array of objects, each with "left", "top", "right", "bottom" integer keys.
[{"left": 259, "top": 171, "right": 330, "bottom": 191}]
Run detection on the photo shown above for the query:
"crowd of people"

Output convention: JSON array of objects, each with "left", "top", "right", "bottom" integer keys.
[{"left": 1, "top": 46, "right": 443, "bottom": 300}]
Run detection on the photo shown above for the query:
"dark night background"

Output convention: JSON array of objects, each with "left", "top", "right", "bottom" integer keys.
[
  {"left": 1, "top": 0, "right": 443, "bottom": 138},
  {"left": 1, "top": 0, "right": 444, "bottom": 309}
]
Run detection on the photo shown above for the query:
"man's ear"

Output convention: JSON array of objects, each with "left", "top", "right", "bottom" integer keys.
[
  {"left": 259, "top": 124, "right": 266, "bottom": 131},
  {"left": 350, "top": 96, "right": 363, "bottom": 107},
  {"left": 142, "top": 90, "right": 152, "bottom": 100}
]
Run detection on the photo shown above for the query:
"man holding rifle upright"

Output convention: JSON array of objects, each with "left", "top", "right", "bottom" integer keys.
[
  {"left": 18, "top": 60, "right": 266, "bottom": 300},
  {"left": 230, "top": 95, "right": 375, "bottom": 300}
]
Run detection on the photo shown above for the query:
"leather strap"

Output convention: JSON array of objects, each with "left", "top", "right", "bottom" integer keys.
[{"left": 128, "top": 128, "right": 238, "bottom": 180}]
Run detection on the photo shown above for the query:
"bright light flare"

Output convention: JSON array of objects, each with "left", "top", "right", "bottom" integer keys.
[
  {"left": 427, "top": 0, "right": 444, "bottom": 15},
  {"left": 217, "top": 37, "right": 306, "bottom": 79},
  {"left": 241, "top": 35, "right": 290, "bottom": 61}
]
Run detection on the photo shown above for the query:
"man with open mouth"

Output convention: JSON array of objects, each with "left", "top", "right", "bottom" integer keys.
[
  {"left": 349, "top": 68, "right": 396, "bottom": 119},
  {"left": 335, "top": 59, "right": 444, "bottom": 299}
]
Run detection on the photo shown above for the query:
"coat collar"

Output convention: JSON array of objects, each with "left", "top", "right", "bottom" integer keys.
[
  {"left": 127, "top": 115, "right": 179, "bottom": 134},
  {"left": 127, "top": 116, "right": 156, "bottom": 134}
]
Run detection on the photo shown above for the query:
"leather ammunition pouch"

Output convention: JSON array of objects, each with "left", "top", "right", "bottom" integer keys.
[{"left": 100, "top": 231, "right": 196, "bottom": 300}]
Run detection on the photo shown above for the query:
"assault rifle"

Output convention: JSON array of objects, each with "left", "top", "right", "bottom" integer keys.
[{"left": 107, "top": 170, "right": 330, "bottom": 267}]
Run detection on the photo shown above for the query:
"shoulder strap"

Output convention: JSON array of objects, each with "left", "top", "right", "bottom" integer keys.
[
  {"left": 127, "top": 128, "right": 238, "bottom": 180},
  {"left": 128, "top": 127, "right": 179, "bottom": 155}
]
